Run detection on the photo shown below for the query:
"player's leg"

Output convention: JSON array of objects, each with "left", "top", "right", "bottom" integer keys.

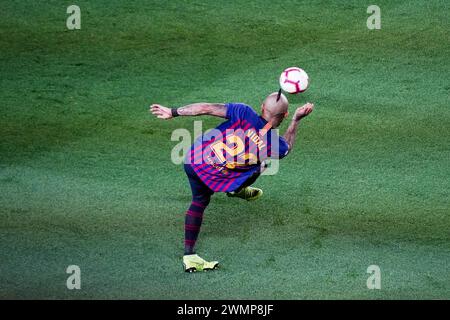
[
  {"left": 183, "top": 164, "right": 219, "bottom": 272},
  {"left": 184, "top": 185, "right": 211, "bottom": 256}
]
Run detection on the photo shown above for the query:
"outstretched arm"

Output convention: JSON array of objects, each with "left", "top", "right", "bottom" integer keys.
[
  {"left": 150, "top": 103, "right": 227, "bottom": 119},
  {"left": 283, "top": 103, "right": 314, "bottom": 151}
]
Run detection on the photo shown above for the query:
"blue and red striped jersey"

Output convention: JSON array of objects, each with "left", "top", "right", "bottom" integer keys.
[{"left": 185, "top": 103, "right": 289, "bottom": 192}]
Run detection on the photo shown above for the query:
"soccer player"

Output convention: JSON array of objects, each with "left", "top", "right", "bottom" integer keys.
[{"left": 150, "top": 93, "right": 314, "bottom": 272}]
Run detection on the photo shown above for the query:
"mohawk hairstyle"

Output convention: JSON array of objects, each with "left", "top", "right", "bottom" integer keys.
[{"left": 276, "top": 88, "right": 282, "bottom": 102}]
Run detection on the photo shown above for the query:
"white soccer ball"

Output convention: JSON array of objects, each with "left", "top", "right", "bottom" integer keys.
[{"left": 279, "top": 67, "right": 309, "bottom": 94}]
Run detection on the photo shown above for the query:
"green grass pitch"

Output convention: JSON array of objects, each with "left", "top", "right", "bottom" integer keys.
[{"left": 0, "top": 0, "right": 449, "bottom": 299}]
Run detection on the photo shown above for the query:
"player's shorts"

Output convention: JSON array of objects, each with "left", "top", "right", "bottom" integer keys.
[
  {"left": 184, "top": 164, "right": 260, "bottom": 199},
  {"left": 184, "top": 164, "right": 214, "bottom": 200}
]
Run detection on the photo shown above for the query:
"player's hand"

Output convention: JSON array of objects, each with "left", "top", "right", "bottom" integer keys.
[
  {"left": 150, "top": 104, "right": 172, "bottom": 119},
  {"left": 293, "top": 103, "right": 314, "bottom": 122}
]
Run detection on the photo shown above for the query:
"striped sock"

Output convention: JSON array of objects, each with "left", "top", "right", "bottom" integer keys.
[{"left": 184, "top": 200, "right": 207, "bottom": 255}]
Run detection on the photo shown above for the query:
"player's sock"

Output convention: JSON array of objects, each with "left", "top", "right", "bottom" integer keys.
[{"left": 184, "top": 200, "right": 208, "bottom": 255}]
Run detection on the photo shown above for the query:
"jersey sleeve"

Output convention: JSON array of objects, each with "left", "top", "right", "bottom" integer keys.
[
  {"left": 269, "top": 135, "right": 290, "bottom": 159},
  {"left": 225, "top": 103, "right": 258, "bottom": 122},
  {"left": 277, "top": 136, "right": 290, "bottom": 159}
]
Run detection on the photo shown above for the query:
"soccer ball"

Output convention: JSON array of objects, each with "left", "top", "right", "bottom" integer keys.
[{"left": 279, "top": 67, "right": 309, "bottom": 94}]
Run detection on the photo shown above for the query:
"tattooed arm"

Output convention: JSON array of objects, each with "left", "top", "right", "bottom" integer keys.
[{"left": 150, "top": 103, "right": 227, "bottom": 119}]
